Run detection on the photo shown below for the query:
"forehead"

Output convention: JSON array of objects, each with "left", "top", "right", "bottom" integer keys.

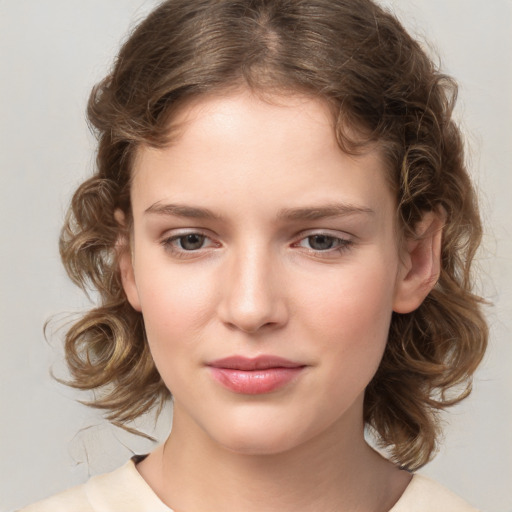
[
  {"left": 159, "top": 89, "right": 339, "bottom": 155},
  {"left": 131, "top": 89, "right": 394, "bottom": 221}
]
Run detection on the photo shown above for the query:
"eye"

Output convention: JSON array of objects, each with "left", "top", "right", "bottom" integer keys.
[
  {"left": 161, "top": 231, "right": 219, "bottom": 257},
  {"left": 303, "top": 234, "right": 338, "bottom": 251},
  {"left": 174, "top": 233, "right": 207, "bottom": 251},
  {"left": 295, "top": 233, "right": 352, "bottom": 253}
]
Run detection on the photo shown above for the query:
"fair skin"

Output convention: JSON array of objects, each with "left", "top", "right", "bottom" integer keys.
[{"left": 118, "top": 89, "right": 442, "bottom": 512}]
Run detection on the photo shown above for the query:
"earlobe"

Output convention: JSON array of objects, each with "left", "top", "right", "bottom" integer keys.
[
  {"left": 114, "top": 209, "right": 142, "bottom": 312},
  {"left": 393, "top": 209, "right": 445, "bottom": 314}
]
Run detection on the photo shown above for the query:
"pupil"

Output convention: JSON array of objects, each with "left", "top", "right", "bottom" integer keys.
[
  {"left": 181, "top": 234, "right": 204, "bottom": 250},
  {"left": 309, "top": 235, "right": 334, "bottom": 250}
]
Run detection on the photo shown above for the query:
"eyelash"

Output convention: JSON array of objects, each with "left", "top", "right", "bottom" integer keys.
[{"left": 160, "top": 231, "right": 353, "bottom": 259}]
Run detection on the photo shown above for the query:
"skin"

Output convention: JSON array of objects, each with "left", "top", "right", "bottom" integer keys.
[{"left": 118, "top": 89, "right": 443, "bottom": 512}]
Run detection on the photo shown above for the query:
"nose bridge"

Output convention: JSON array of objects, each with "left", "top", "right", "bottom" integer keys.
[{"left": 220, "top": 240, "right": 286, "bottom": 333}]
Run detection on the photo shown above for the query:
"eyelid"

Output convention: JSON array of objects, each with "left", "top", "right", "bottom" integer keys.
[
  {"left": 293, "top": 228, "right": 354, "bottom": 242},
  {"left": 160, "top": 227, "right": 215, "bottom": 240}
]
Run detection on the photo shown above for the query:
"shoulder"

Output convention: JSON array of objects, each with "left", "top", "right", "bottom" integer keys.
[
  {"left": 17, "top": 482, "right": 92, "bottom": 512},
  {"left": 391, "top": 473, "right": 479, "bottom": 512},
  {"left": 17, "top": 459, "right": 172, "bottom": 512}
]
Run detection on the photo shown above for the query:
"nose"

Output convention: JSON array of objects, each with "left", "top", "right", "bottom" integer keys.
[{"left": 217, "top": 245, "right": 288, "bottom": 334}]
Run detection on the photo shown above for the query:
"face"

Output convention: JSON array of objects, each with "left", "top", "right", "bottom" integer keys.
[{"left": 122, "top": 90, "right": 410, "bottom": 455}]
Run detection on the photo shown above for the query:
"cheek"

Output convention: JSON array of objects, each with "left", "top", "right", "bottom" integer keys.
[
  {"left": 133, "top": 261, "right": 217, "bottom": 353},
  {"left": 296, "top": 258, "right": 397, "bottom": 364},
  {"left": 133, "top": 266, "right": 217, "bottom": 397}
]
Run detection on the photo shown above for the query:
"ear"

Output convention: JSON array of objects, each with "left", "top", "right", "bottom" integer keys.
[
  {"left": 114, "top": 209, "right": 142, "bottom": 312},
  {"left": 393, "top": 209, "right": 445, "bottom": 314}
]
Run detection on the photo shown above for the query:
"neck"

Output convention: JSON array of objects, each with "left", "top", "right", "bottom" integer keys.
[{"left": 137, "top": 402, "right": 411, "bottom": 512}]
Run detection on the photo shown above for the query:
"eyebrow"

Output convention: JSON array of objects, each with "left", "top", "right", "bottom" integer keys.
[
  {"left": 276, "top": 203, "right": 375, "bottom": 221},
  {"left": 144, "top": 202, "right": 375, "bottom": 221},
  {"left": 145, "top": 203, "right": 223, "bottom": 220}
]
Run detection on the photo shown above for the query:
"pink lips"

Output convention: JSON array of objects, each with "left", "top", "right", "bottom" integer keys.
[{"left": 207, "top": 356, "right": 306, "bottom": 394}]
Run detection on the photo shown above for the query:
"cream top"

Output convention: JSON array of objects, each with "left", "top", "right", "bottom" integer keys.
[{"left": 20, "top": 459, "right": 479, "bottom": 512}]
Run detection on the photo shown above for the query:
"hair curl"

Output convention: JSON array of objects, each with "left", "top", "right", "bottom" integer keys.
[{"left": 59, "top": 0, "right": 487, "bottom": 470}]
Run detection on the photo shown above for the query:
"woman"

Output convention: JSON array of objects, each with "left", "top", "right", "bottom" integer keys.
[{"left": 20, "top": 0, "right": 487, "bottom": 510}]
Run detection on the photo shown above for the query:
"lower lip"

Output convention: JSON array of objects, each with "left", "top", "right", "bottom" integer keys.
[{"left": 208, "top": 367, "right": 305, "bottom": 394}]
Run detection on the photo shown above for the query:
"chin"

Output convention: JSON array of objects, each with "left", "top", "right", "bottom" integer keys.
[
  {"left": 217, "top": 432, "right": 299, "bottom": 456},
  {"left": 205, "top": 411, "right": 323, "bottom": 457}
]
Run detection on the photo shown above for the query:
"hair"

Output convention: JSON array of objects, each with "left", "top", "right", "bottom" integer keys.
[{"left": 59, "top": 0, "right": 487, "bottom": 470}]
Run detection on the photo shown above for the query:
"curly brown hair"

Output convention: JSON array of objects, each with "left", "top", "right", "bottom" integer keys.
[{"left": 59, "top": 0, "right": 487, "bottom": 470}]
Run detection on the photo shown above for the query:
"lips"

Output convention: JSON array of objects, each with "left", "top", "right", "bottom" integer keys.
[{"left": 207, "top": 356, "right": 306, "bottom": 394}]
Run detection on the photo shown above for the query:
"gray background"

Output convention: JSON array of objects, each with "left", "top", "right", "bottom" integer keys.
[{"left": 1, "top": 1, "right": 511, "bottom": 510}]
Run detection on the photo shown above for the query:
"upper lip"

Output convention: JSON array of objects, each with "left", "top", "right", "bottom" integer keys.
[{"left": 207, "top": 355, "right": 305, "bottom": 371}]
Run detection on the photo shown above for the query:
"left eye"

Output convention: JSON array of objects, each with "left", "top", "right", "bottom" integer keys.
[{"left": 297, "top": 234, "right": 349, "bottom": 251}]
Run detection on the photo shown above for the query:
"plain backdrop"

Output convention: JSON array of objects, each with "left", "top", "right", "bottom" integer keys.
[{"left": 1, "top": 1, "right": 511, "bottom": 511}]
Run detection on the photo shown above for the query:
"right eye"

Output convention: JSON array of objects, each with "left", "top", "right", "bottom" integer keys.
[
  {"left": 170, "top": 233, "right": 207, "bottom": 250},
  {"left": 161, "top": 231, "right": 219, "bottom": 258}
]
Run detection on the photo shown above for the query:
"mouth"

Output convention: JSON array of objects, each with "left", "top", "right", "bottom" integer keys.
[{"left": 206, "top": 356, "right": 307, "bottom": 394}]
